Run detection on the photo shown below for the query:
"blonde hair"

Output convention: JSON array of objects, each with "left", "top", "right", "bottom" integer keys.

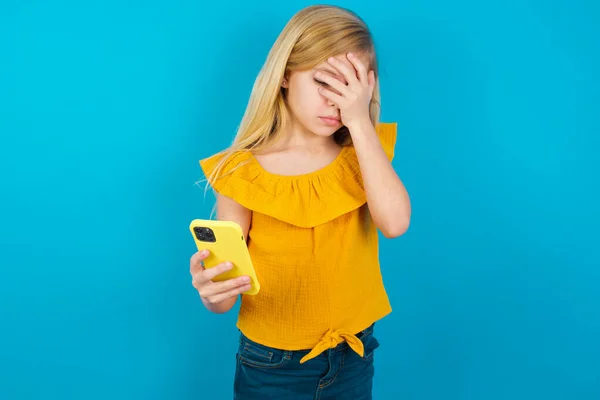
[{"left": 204, "top": 5, "right": 381, "bottom": 190}]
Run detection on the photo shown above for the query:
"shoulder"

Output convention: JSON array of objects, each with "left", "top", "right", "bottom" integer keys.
[{"left": 199, "top": 149, "right": 253, "bottom": 180}]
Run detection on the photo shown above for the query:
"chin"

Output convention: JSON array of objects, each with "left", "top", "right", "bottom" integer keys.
[
  {"left": 312, "top": 128, "right": 337, "bottom": 137},
  {"left": 311, "top": 122, "right": 342, "bottom": 137}
]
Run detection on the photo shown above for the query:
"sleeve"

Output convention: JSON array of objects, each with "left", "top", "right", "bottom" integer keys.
[
  {"left": 198, "top": 150, "right": 264, "bottom": 212},
  {"left": 376, "top": 122, "right": 398, "bottom": 162}
]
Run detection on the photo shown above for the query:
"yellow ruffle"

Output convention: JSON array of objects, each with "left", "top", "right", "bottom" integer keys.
[
  {"left": 199, "top": 123, "right": 397, "bottom": 228},
  {"left": 377, "top": 122, "right": 397, "bottom": 162}
]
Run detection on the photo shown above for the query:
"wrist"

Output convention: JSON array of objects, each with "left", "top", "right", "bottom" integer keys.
[
  {"left": 201, "top": 295, "right": 237, "bottom": 314},
  {"left": 346, "top": 118, "right": 375, "bottom": 137}
]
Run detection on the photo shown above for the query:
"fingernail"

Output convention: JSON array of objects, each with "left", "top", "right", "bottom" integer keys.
[
  {"left": 201, "top": 250, "right": 208, "bottom": 256},
  {"left": 348, "top": 52, "right": 354, "bottom": 57},
  {"left": 225, "top": 262, "right": 233, "bottom": 268},
  {"left": 328, "top": 57, "right": 335, "bottom": 63},
  {"left": 242, "top": 276, "right": 250, "bottom": 283}
]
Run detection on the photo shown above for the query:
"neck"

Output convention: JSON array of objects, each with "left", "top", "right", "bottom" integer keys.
[{"left": 275, "top": 118, "right": 337, "bottom": 152}]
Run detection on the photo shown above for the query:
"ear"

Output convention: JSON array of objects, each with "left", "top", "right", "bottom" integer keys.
[{"left": 281, "top": 72, "right": 290, "bottom": 88}]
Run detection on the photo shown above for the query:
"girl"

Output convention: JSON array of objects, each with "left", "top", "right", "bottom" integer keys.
[{"left": 190, "top": 5, "right": 411, "bottom": 400}]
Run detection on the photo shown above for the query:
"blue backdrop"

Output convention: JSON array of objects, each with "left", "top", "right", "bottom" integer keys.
[{"left": 1, "top": 1, "right": 598, "bottom": 399}]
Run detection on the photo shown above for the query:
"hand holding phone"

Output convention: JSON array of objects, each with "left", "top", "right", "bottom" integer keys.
[
  {"left": 190, "top": 249, "right": 252, "bottom": 310},
  {"left": 189, "top": 219, "right": 260, "bottom": 298}
]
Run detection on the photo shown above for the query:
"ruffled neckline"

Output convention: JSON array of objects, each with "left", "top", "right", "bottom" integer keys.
[
  {"left": 199, "top": 123, "right": 397, "bottom": 228},
  {"left": 247, "top": 145, "right": 351, "bottom": 180}
]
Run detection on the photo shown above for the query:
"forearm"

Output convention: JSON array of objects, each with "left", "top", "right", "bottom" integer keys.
[{"left": 349, "top": 121, "right": 411, "bottom": 237}]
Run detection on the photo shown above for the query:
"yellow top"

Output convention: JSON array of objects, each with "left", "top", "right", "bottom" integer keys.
[{"left": 199, "top": 123, "right": 397, "bottom": 364}]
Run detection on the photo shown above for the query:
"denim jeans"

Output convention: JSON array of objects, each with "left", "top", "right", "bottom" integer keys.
[{"left": 233, "top": 324, "right": 379, "bottom": 400}]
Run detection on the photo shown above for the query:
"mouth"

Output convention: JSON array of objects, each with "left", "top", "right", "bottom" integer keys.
[{"left": 319, "top": 116, "right": 341, "bottom": 126}]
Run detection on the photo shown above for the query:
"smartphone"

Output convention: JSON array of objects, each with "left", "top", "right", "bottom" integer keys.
[{"left": 189, "top": 219, "right": 260, "bottom": 295}]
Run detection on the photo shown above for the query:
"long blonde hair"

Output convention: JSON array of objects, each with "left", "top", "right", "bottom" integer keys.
[{"left": 205, "top": 5, "right": 381, "bottom": 188}]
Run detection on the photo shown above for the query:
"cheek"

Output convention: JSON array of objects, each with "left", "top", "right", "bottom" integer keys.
[
  {"left": 290, "top": 86, "right": 322, "bottom": 113},
  {"left": 304, "top": 89, "right": 323, "bottom": 109}
]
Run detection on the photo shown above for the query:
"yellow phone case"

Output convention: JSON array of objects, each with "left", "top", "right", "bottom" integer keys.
[{"left": 189, "top": 219, "right": 260, "bottom": 295}]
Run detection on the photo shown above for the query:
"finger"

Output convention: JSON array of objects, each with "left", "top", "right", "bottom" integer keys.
[
  {"left": 192, "top": 261, "right": 234, "bottom": 289},
  {"left": 190, "top": 250, "right": 210, "bottom": 274},
  {"left": 314, "top": 71, "right": 347, "bottom": 96},
  {"left": 202, "top": 261, "right": 234, "bottom": 281},
  {"left": 347, "top": 53, "right": 368, "bottom": 85},
  {"left": 205, "top": 283, "right": 252, "bottom": 305},
  {"left": 192, "top": 271, "right": 209, "bottom": 289},
  {"left": 201, "top": 275, "right": 251, "bottom": 298},
  {"left": 318, "top": 86, "right": 344, "bottom": 105},
  {"left": 328, "top": 56, "right": 360, "bottom": 87}
]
